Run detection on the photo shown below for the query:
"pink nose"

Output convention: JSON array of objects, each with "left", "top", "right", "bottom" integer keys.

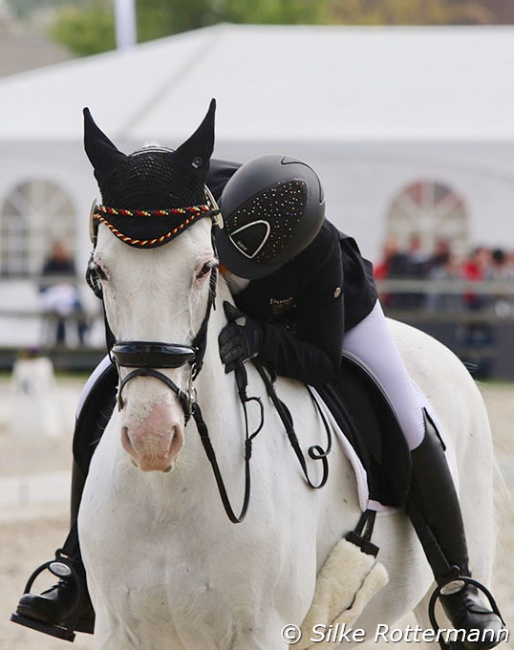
[{"left": 122, "top": 402, "right": 185, "bottom": 472}]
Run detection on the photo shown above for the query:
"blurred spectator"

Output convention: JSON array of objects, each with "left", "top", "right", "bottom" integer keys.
[
  {"left": 488, "top": 247, "right": 514, "bottom": 316},
  {"left": 40, "top": 241, "right": 87, "bottom": 347},
  {"left": 459, "top": 246, "right": 491, "bottom": 312},
  {"left": 405, "top": 234, "right": 431, "bottom": 307},
  {"left": 375, "top": 234, "right": 434, "bottom": 308},
  {"left": 374, "top": 235, "right": 412, "bottom": 308},
  {"left": 407, "top": 234, "right": 431, "bottom": 277},
  {"left": 458, "top": 246, "right": 494, "bottom": 365},
  {"left": 374, "top": 235, "right": 401, "bottom": 279},
  {"left": 428, "top": 239, "right": 452, "bottom": 271},
  {"left": 426, "top": 250, "right": 462, "bottom": 312}
]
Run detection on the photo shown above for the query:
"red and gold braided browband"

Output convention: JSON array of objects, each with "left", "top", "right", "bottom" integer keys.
[
  {"left": 95, "top": 204, "right": 211, "bottom": 218},
  {"left": 91, "top": 203, "right": 213, "bottom": 247}
]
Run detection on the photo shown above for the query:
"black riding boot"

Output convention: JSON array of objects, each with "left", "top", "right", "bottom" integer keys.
[
  {"left": 11, "top": 361, "right": 118, "bottom": 641},
  {"left": 12, "top": 461, "right": 94, "bottom": 641},
  {"left": 407, "top": 411, "right": 505, "bottom": 650}
]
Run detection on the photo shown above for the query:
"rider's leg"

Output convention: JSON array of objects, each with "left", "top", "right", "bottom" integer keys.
[
  {"left": 343, "top": 301, "right": 504, "bottom": 649},
  {"left": 408, "top": 413, "right": 504, "bottom": 649},
  {"left": 13, "top": 356, "right": 118, "bottom": 639}
]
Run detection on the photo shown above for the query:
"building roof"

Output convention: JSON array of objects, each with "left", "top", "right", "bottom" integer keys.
[
  {"left": 0, "top": 23, "right": 513, "bottom": 143},
  {"left": 0, "top": 27, "right": 73, "bottom": 78}
]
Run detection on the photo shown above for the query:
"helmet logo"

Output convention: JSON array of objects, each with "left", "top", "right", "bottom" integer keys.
[{"left": 230, "top": 220, "right": 271, "bottom": 259}]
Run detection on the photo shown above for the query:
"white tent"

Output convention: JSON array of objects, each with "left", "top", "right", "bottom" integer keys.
[
  {"left": 1, "top": 23, "right": 514, "bottom": 143},
  {"left": 1, "top": 23, "right": 514, "bottom": 345}
]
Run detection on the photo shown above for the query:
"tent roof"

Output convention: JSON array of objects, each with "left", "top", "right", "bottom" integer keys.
[{"left": 1, "top": 23, "right": 514, "bottom": 143}]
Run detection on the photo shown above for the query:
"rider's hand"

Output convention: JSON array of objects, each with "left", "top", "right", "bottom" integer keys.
[{"left": 218, "top": 302, "right": 263, "bottom": 374}]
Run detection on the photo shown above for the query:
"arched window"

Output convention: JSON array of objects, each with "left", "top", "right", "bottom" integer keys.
[
  {"left": 0, "top": 179, "right": 76, "bottom": 276},
  {"left": 386, "top": 180, "right": 469, "bottom": 255}
]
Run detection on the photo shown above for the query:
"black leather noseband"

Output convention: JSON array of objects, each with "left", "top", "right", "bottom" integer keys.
[
  {"left": 113, "top": 342, "right": 198, "bottom": 417},
  {"left": 112, "top": 341, "right": 197, "bottom": 369}
]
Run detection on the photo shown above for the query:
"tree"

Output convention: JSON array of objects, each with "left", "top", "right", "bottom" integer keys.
[
  {"left": 41, "top": 0, "right": 514, "bottom": 58},
  {"left": 326, "top": 0, "right": 495, "bottom": 26},
  {"left": 223, "top": 0, "right": 331, "bottom": 25},
  {"left": 46, "top": 0, "right": 333, "bottom": 57},
  {"left": 137, "top": 0, "right": 216, "bottom": 43},
  {"left": 49, "top": 1, "right": 115, "bottom": 56}
]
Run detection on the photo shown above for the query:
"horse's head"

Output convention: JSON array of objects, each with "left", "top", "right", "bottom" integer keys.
[{"left": 84, "top": 100, "right": 219, "bottom": 472}]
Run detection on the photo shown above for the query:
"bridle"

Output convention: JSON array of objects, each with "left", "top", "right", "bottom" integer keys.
[
  {"left": 110, "top": 263, "right": 265, "bottom": 524},
  {"left": 90, "top": 185, "right": 221, "bottom": 423},
  {"left": 90, "top": 190, "right": 266, "bottom": 523},
  {"left": 112, "top": 266, "right": 217, "bottom": 422}
]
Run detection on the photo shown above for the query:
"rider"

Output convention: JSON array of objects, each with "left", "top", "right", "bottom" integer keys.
[{"left": 13, "top": 136, "right": 503, "bottom": 647}]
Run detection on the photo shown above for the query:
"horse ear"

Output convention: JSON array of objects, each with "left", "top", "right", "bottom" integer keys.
[
  {"left": 83, "top": 108, "right": 127, "bottom": 186},
  {"left": 174, "top": 98, "right": 216, "bottom": 182}
]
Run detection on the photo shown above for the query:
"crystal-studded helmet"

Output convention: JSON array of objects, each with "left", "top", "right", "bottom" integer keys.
[{"left": 215, "top": 154, "right": 325, "bottom": 280}]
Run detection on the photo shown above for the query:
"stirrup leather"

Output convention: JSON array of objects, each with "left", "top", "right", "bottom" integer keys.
[{"left": 10, "top": 551, "right": 84, "bottom": 642}]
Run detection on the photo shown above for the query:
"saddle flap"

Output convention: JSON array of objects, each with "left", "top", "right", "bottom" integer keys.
[{"left": 316, "top": 351, "right": 411, "bottom": 508}]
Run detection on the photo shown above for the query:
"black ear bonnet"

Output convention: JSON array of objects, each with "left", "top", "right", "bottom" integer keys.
[{"left": 85, "top": 99, "right": 217, "bottom": 248}]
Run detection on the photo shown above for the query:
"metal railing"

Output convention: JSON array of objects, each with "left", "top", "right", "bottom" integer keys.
[{"left": 0, "top": 276, "right": 512, "bottom": 376}]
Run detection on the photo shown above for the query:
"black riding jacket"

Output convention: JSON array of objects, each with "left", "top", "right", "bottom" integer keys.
[{"left": 207, "top": 159, "right": 377, "bottom": 386}]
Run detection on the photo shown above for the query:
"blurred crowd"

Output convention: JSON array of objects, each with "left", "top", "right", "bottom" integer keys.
[{"left": 374, "top": 235, "right": 514, "bottom": 315}]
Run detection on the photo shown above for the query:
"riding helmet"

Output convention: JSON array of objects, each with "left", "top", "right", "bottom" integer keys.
[{"left": 215, "top": 154, "right": 325, "bottom": 279}]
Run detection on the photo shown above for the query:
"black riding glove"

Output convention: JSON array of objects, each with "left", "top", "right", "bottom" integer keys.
[{"left": 219, "top": 302, "right": 263, "bottom": 374}]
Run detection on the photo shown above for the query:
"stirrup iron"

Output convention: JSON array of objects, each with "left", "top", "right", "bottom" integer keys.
[
  {"left": 428, "top": 571, "right": 505, "bottom": 650},
  {"left": 10, "top": 551, "right": 84, "bottom": 642}
]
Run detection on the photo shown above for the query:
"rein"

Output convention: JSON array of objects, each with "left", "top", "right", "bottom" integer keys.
[
  {"left": 253, "top": 362, "right": 332, "bottom": 489},
  {"left": 191, "top": 363, "right": 264, "bottom": 523}
]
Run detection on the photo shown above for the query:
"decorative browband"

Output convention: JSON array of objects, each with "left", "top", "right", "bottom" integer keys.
[{"left": 90, "top": 203, "right": 214, "bottom": 248}]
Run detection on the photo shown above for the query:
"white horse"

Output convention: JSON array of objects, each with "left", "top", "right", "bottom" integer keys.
[{"left": 78, "top": 207, "right": 498, "bottom": 649}]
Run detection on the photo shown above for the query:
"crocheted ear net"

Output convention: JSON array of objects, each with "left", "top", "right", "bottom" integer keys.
[{"left": 100, "top": 148, "right": 207, "bottom": 210}]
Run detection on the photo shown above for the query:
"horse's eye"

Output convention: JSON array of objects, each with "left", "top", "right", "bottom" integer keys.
[
  {"left": 196, "top": 260, "right": 217, "bottom": 281},
  {"left": 86, "top": 260, "right": 108, "bottom": 298},
  {"left": 95, "top": 265, "right": 108, "bottom": 281}
]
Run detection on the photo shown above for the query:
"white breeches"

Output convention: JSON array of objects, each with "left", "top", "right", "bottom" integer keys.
[{"left": 344, "top": 301, "right": 426, "bottom": 451}]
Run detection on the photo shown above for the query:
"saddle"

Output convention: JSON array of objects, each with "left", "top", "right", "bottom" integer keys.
[{"left": 316, "top": 350, "right": 411, "bottom": 509}]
